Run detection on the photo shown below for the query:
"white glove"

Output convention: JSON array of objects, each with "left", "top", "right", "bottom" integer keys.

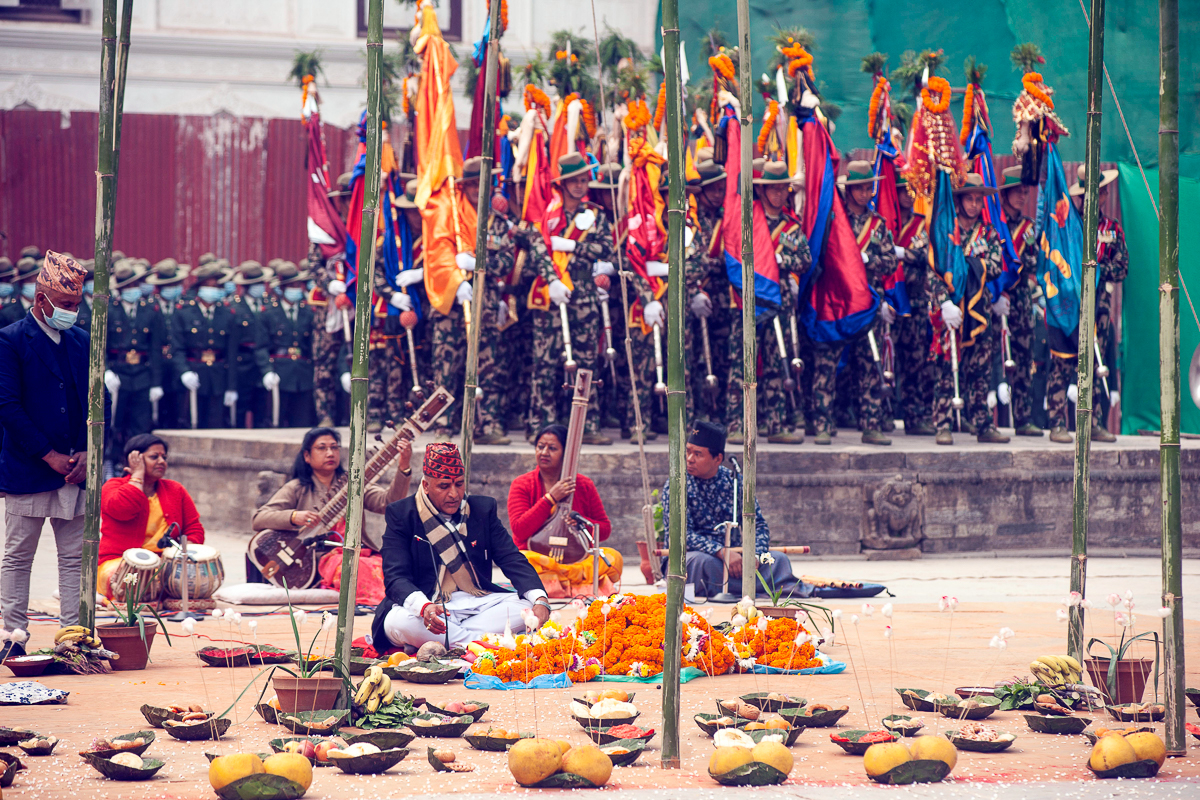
[
  {"left": 397, "top": 268, "right": 424, "bottom": 287},
  {"left": 998, "top": 382, "right": 1012, "bottom": 406},
  {"left": 992, "top": 294, "right": 1011, "bottom": 317},
  {"left": 341, "top": 372, "right": 351, "bottom": 393},
  {"left": 691, "top": 292, "right": 712, "bottom": 318},
  {"left": 263, "top": 372, "right": 280, "bottom": 391},
  {"left": 878, "top": 302, "right": 896, "bottom": 325},
  {"left": 573, "top": 208, "right": 596, "bottom": 231},
  {"left": 940, "top": 300, "right": 963, "bottom": 330},
  {"left": 987, "top": 390, "right": 998, "bottom": 410},
  {"left": 1110, "top": 389, "right": 1121, "bottom": 407},
  {"left": 455, "top": 252, "right": 477, "bottom": 272},
  {"left": 643, "top": 300, "right": 665, "bottom": 328},
  {"left": 1067, "top": 383, "right": 1078, "bottom": 404},
  {"left": 646, "top": 260, "right": 669, "bottom": 278},
  {"left": 893, "top": 245, "right": 907, "bottom": 259},
  {"left": 592, "top": 261, "right": 616, "bottom": 278},
  {"left": 455, "top": 280, "right": 473, "bottom": 306},
  {"left": 550, "top": 236, "right": 577, "bottom": 253},
  {"left": 684, "top": 226, "right": 695, "bottom": 249},
  {"left": 104, "top": 370, "right": 121, "bottom": 394},
  {"left": 497, "top": 300, "right": 509, "bottom": 322},
  {"left": 148, "top": 386, "right": 164, "bottom": 403},
  {"left": 327, "top": 279, "right": 346, "bottom": 296},
  {"left": 390, "top": 292, "right": 413, "bottom": 311},
  {"left": 181, "top": 371, "right": 200, "bottom": 392},
  {"left": 223, "top": 390, "right": 238, "bottom": 408},
  {"left": 548, "top": 279, "right": 572, "bottom": 307}
]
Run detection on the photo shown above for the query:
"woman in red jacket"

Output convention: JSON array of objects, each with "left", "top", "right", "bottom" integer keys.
[
  {"left": 97, "top": 434, "right": 208, "bottom": 601},
  {"left": 507, "top": 425, "right": 621, "bottom": 597}
]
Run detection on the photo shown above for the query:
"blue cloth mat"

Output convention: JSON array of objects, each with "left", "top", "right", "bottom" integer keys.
[
  {"left": 813, "top": 583, "right": 888, "bottom": 599},
  {"left": 464, "top": 657, "right": 845, "bottom": 689},
  {"left": 746, "top": 657, "right": 846, "bottom": 675},
  {"left": 464, "top": 671, "right": 574, "bottom": 690}
]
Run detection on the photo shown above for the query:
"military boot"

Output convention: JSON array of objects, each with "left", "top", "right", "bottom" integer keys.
[
  {"left": 935, "top": 429, "right": 954, "bottom": 445},
  {"left": 862, "top": 429, "right": 892, "bottom": 446},
  {"left": 1015, "top": 423, "right": 1044, "bottom": 436},
  {"left": 768, "top": 430, "right": 804, "bottom": 444},
  {"left": 977, "top": 426, "right": 1010, "bottom": 444},
  {"left": 1091, "top": 424, "right": 1117, "bottom": 443},
  {"left": 1049, "top": 426, "right": 1073, "bottom": 443}
]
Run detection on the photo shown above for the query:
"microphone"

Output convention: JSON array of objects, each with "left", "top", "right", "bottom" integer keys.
[
  {"left": 568, "top": 511, "right": 591, "bottom": 527},
  {"left": 728, "top": 456, "right": 741, "bottom": 475},
  {"left": 156, "top": 522, "right": 181, "bottom": 551}
]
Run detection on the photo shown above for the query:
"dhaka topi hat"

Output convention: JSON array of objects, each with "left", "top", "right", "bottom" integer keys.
[
  {"left": 688, "top": 420, "right": 726, "bottom": 457},
  {"left": 424, "top": 442, "right": 465, "bottom": 479}
]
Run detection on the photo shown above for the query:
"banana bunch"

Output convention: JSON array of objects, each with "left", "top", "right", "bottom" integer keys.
[
  {"left": 353, "top": 665, "right": 396, "bottom": 714},
  {"left": 54, "top": 625, "right": 103, "bottom": 649},
  {"left": 1029, "top": 654, "right": 1083, "bottom": 686}
]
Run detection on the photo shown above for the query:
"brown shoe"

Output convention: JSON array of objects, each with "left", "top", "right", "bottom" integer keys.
[
  {"left": 935, "top": 429, "right": 954, "bottom": 445},
  {"left": 977, "top": 426, "right": 1010, "bottom": 444},
  {"left": 767, "top": 430, "right": 804, "bottom": 444},
  {"left": 581, "top": 432, "right": 613, "bottom": 445},
  {"left": 1049, "top": 426, "right": 1073, "bottom": 443},
  {"left": 1091, "top": 424, "right": 1117, "bottom": 443},
  {"left": 907, "top": 421, "right": 937, "bottom": 436},
  {"left": 862, "top": 430, "right": 892, "bottom": 446},
  {"left": 1015, "top": 423, "right": 1044, "bottom": 437}
]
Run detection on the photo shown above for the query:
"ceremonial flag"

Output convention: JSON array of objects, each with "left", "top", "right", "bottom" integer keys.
[
  {"left": 870, "top": 138, "right": 910, "bottom": 316},
  {"left": 795, "top": 114, "right": 879, "bottom": 342},
  {"left": 1035, "top": 142, "right": 1086, "bottom": 357},
  {"left": 928, "top": 171, "right": 990, "bottom": 346},
  {"left": 624, "top": 137, "right": 668, "bottom": 308},
  {"left": 302, "top": 88, "right": 348, "bottom": 261},
  {"left": 720, "top": 109, "right": 781, "bottom": 317},
  {"left": 521, "top": 126, "right": 554, "bottom": 225},
  {"left": 964, "top": 123, "right": 1021, "bottom": 297}
]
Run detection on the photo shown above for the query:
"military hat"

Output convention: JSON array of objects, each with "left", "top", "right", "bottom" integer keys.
[
  {"left": 554, "top": 152, "right": 592, "bottom": 183},
  {"left": 267, "top": 258, "right": 285, "bottom": 269},
  {"left": 696, "top": 159, "right": 727, "bottom": 187},
  {"left": 19, "top": 245, "right": 41, "bottom": 261},
  {"left": 953, "top": 173, "right": 999, "bottom": 196},
  {"left": 214, "top": 258, "right": 232, "bottom": 271},
  {"left": 588, "top": 163, "right": 622, "bottom": 190},
  {"left": 15, "top": 256, "right": 41, "bottom": 282},
  {"left": 754, "top": 160, "right": 797, "bottom": 186},
  {"left": 394, "top": 178, "right": 419, "bottom": 209},
  {"left": 191, "top": 263, "right": 233, "bottom": 284},
  {"left": 111, "top": 260, "right": 148, "bottom": 289},
  {"left": 234, "top": 261, "right": 273, "bottom": 285},
  {"left": 0, "top": 257, "right": 14, "bottom": 281},
  {"left": 144, "top": 259, "right": 190, "bottom": 286},
  {"left": 461, "top": 156, "right": 501, "bottom": 183},
  {"left": 272, "top": 261, "right": 311, "bottom": 286},
  {"left": 197, "top": 252, "right": 217, "bottom": 266},
  {"left": 837, "top": 160, "right": 882, "bottom": 187},
  {"left": 999, "top": 165, "right": 1024, "bottom": 189},
  {"left": 110, "top": 249, "right": 126, "bottom": 262},
  {"left": 1068, "top": 163, "right": 1119, "bottom": 197},
  {"left": 80, "top": 259, "right": 95, "bottom": 280}
]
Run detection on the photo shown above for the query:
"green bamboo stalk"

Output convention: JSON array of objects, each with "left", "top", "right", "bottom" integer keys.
[
  {"left": 1157, "top": 0, "right": 1184, "bottom": 757},
  {"left": 334, "top": 0, "right": 384, "bottom": 682},
  {"left": 1068, "top": 0, "right": 1105, "bottom": 663},
  {"left": 460, "top": 0, "right": 502, "bottom": 485},
  {"left": 659, "top": 0, "right": 686, "bottom": 769},
  {"left": 79, "top": 0, "right": 119, "bottom": 631},
  {"left": 736, "top": 0, "right": 757, "bottom": 596},
  {"left": 112, "top": 0, "right": 133, "bottom": 198}
]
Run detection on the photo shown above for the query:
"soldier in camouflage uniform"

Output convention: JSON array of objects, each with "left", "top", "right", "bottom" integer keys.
[
  {"left": 725, "top": 161, "right": 809, "bottom": 444},
  {"left": 892, "top": 175, "right": 937, "bottom": 435},
  {"left": 687, "top": 158, "right": 731, "bottom": 427},
  {"left": 144, "top": 259, "right": 190, "bottom": 428},
  {"left": 310, "top": 245, "right": 352, "bottom": 427},
  {"left": 928, "top": 174, "right": 1010, "bottom": 445},
  {"left": 997, "top": 165, "right": 1043, "bottom": 436},
  {"left": 527, "top": 152, "right": 615, "bottom": 443},
  {"left": 262, "top": 263, "right": 316, "bottom": 427},
  {"left": 586, "top": 165, "right": 630, "bottom": 434},
  {"left": 171, "top": 264, "right": 240, "bottom": 429}
]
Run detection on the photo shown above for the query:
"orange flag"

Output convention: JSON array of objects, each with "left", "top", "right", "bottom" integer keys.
[{"left": 423, "top": 187, "right": 477, "bottom": 315}]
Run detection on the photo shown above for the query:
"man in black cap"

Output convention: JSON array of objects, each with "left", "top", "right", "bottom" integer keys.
[{"left": 660, "top": 421, "right": 808, "bottom": 599}]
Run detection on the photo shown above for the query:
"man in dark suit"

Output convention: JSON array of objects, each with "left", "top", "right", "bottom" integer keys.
[
  {"left": 262, "top": 264, "right": 316, "bottom": 428},
  {"left": 371, "top": 443, "right": 549, "bottom": 652},
  {"left": 0, "top": 252, "right": 95, "bottom": 658}
]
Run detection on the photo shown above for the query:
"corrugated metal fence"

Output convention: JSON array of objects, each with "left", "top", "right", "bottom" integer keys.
[{"left": 0, "top": 110, "right": 353, "bottom": 264}]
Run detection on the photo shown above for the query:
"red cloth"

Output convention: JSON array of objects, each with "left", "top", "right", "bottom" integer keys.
[
  {"left": 98, "top": 476, "right": 205, "bottom": 564},
  {"left": 506, "top": 470, "right": 611, "bottom": 550},
  {"left": 317, "top": 548, "right": 386, "bottom": 606}
]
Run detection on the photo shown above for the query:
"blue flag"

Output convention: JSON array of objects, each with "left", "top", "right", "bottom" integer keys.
[{"left": 1035, "top": 143, "right": 1085, "bottom": 357}]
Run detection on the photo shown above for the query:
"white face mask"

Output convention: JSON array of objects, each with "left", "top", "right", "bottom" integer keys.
[{"left": 43, "top": 298, "right": 79, "bottom": 330}]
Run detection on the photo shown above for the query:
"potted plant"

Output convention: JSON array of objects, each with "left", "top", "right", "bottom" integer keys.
[
  {"left": 97, "top": 575, "right": 172, "bottom": 671},
  {"left": 271, "top": 593, "right": 347, "bottom": 713},
  {"left": 1084, "top": 594, "right": 1163, "bottom": 705}
]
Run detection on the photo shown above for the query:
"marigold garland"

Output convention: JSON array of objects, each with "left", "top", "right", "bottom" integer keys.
[
  {"left": 922, "top": 76, "right": 951, "bottom": 113},
  {"left": 653, "top": 82, "right": 667, "bottom": 132},
  {"left": 1022, "top": 72, "right": 1053, "bottom": 109},
  {"left": 729, "top": 616, "right": 822, "bottom": 670},
  {"left": 959, "top": 83, "right": 975, "bottom": 144},
  {"left": 867, "top": 77, "right": 889, "bottom": 140},
  {"left": 498, "top": 114, "right": 511, "bottom": 136},
  {"left": 400, "top": 76, "right": 409, "bottom": 116},
  {"left": 498, "top": 0, "right": 508, "bottom": 34},
  {"left": 555, "top": 50, "right": 579, "bottom": 64},
  {"left": 708, "top": 52, "right": 735, "bottom": 80},
  {"left": 781, "top": 39, "right": 814, "bottom": 81},
  {"left": 523, "top": 84, "right": 550, "bottom": 115},
  {"left": 580, "top": 99, "right": 597, "bottom": 138},
  {"left": 623, "top": 97, "right": 651, "bottom": 131},
  {"left": 757, "top": 100, "right": 779, "bottom": 153}
]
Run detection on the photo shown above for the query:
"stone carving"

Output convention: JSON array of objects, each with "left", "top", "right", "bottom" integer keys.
[
  {"left": 863, "top": 474, "right": 925, "bottom": 550},
  {"left": 255, "top": 470, "right": 284, "bottom": 508}
]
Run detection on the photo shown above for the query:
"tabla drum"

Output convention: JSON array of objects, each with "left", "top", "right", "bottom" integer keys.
[
  {"left": 161, "top": 543, "right": 225, "bottom": 599},
  {"left": 110, "top": 548, "right": 162, "bottom": 604}
]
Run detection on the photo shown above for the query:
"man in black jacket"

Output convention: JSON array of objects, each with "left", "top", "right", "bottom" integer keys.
[{"left": 371, "top": 443, "right": 550, "bottom": 651}]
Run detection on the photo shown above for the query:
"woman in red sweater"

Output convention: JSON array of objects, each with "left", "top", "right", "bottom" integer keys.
[
  {"left": 97, "top": 434, "right": 207, "bottom": 601},
  {"left": 507, "top": 425, "right": 621, "bottom": 597}
]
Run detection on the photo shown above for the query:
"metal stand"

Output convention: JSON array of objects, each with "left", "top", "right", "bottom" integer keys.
[
  {"left": 710, "top": 460, "right": 740, "bottom": 603},
  {"left": 166, "top": 533, "right": 204, "bottom": 622}
]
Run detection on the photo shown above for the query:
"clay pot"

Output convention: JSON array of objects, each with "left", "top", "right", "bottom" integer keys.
[
  {"left": 759, "top": 606, "right": 801, "bottom": 620},
  {"left": 97, "top": 623, "right": 157, "bottom": 671},
  {"left": 272, "top": 675, "right": 344, "bottom": 714},
  {"left": 1085, "top": 657, "right": 1154, "bottom": 705}
]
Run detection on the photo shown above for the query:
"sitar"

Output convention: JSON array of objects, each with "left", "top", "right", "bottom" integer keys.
[
  {"left": 529, "top": 369, "right": 594, "bottom": 564},
  {"left": 248, "top": 387, "right": 455, "bottom": 588}
]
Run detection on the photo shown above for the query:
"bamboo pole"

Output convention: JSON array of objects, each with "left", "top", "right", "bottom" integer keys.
[
  {"left": 460, "top": 0, "right": 502, "bottom": 485},
  {"left": 1068, "top": 0, "right": 1105, "bottom": 663},
  {"left": 1158, "top": 0, "right": 1184, "bottom": 757},
  {"left": 658, "top": 0, "right": 686, "bottom": 769},
  {"left": 333, "top": 0, "right": 383, "bottom": 680},
  {"left": 80, "top": 0, "right": 122, "bottom": 630},
  {"left": 112, "top": 0, "right": 133, "bottom": 197},
  {"left": 736, "top": 0, "right": 757, "bottom": 597}
]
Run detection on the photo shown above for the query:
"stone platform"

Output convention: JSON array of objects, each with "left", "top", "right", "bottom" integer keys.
[{"left": 159, "top": 425, "right": 1199, "bottom": 558}]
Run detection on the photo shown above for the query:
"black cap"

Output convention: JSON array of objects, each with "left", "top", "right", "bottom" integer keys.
[{"left": 688, "top": 421, "right": 726, "bottom": 456}]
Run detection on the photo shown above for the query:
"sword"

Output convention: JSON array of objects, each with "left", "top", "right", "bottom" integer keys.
[
  {"left": 867, "top": 329, "right": 894, "bottom": 399},
  {"left": 340, "top": 307, "right": 351, "bottom": 343},
  {"left": 882, "top": 324, "right": 895, "bottom": 382},
  {"left": 403, "top": 319, "right": 423, "bottom": 402},
  {"left": 1001, "top": 314, "right": 1016, "bottom": 369},
  {"left": 151, "top": 392, "right": 159, "bottom": 426},
  {"left": 189, "top": 388, "right": 198, "bottom": 429},
  {"left": 229, "top": 398, "right": 236, "bottom": 427},
  {"left": 560, "top": 302, "right": 577, "bottom": 378},
  {"left": 653, "top": 322, "right": 667, "bottom": 409},
  {"left": 789, "top": 312, "right": 805, "bottom": 379},
  {"left": 110, "top": 386, "right": 119, "bottom": 430},
  {"left": 773, "top": 316, "right": 796, "bottom": 391},
  {"left": 596, "top": 288, "right": 618, "bottom": 386},
  {"left": 948, "top": 327, "right": 964, "bottom": 430},
  {"left": 700, "top": 314, "right": 718, "bottom": 395},
  {"left": 271, "top": 385, "right": 280, "bottom": 428},
  {"left": 1093, "top": 338, "right": 1111, "bottom": 398}
]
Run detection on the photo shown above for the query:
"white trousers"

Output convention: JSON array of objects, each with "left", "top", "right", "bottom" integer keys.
[
  {"left": 383, "top": 590, "right": 533, "bottom": 649},
  {"left": 2, "top": 510, "right": 84, "bottom": 633}
]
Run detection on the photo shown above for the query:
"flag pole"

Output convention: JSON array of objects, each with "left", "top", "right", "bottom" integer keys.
[
  {"left": 81, "top": 0, "right": 131, "bottom": 630},
  {"left": 658, "top": 0, "right": 686, "bottom": 769},
  {"left": 460, "top": 0, "right": 503, "bottom": 485},
  {"left": 1068, "top": 0, "right": 1105, "bottom": 663},
  {"left": 736, "top": 0, "right": 758, "bottom": 597},
  {"left": 1157, "top": 0, "right": 1184, "bottom": 758},
  {"left": 334, "top": 0, "right": 383, "bottom": 680}
]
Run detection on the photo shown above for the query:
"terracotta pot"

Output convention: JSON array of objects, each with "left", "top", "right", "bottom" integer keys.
[
  {"left": 1085, "top": 657, "right": 1154, "bottom": 705},
  {"left": 759, "top": 606, "right": 801, "bottom": 620},
  {"left": 97, "top": 623, "right": 157, "bottom": 671},
  {"left": 636, "top": 541, "right": 655, "bottom": 584},
  {"left": 272, "top": 675, "right": 344, "bottom": 714}
]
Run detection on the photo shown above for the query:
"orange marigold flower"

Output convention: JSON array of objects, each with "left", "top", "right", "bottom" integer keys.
[{"left": 922, "top": 76, "right": 951, "bottom": 114}]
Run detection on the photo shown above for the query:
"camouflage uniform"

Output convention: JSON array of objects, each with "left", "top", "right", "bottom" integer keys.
[
  {"left": 1093, "top": 213, "right": 1128, "bottom": 428},
  {"left": 506, "top": 224, "right": 544, "bottom": 435},
  {"left": 895, "top": 216, "right": 936, "bottom": 430},
  {"left": 310, "top": 252, "right": 350, "bottom": 426},
  {"left": 689, "top": 202, "right": 732, "bottom": 424},
  {"left": 1005, "top": 214, "right": 1040, "bottom": 428},
  {"left": 368, "top": 230, "right": 421, "bottom": 429},
  {"left": 928, "top": 217, "right": 1005, "bottom": 433},
  {"left": 527, "top": 204, "right": 615, "bottom": 435},
  {"left": 726, "top": 213, "right": 811, "bottom": 437},
  {"left": 812, "top": 211, "right": 894, "bottom": 435}
]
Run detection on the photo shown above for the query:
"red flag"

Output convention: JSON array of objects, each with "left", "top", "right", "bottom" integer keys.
[{"left": 303, "top": 93, "right": 348, "bottom": 259}]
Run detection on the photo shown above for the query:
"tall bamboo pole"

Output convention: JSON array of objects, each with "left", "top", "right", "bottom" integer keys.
[
  {"left": 80, "top": 0, "right": 121, "bottom": 630},
  {"left": 658, "top": 0, "right": 686, "bottom": 769},
  {"left": 1157, "top": 0, "right": 1184, "bottom": 757},
  {"left": 459, "top": 0, "right": 502, "bottom": 485},
  {"left": 1068, "top": 0, "right": 1105, "bottom": 663},
  {"left": 736, "top": 0, "right": 757, "bottom": 597},
  {"left": 333, "top": 0, "right": 383, "bottom": 679},
  {"left": 112, "top": 0, "right": 133, "bottom": 197}
]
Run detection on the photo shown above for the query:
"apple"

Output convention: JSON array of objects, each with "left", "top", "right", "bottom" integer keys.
[
  {"left": 314, "top": 741, "right": 335, "bottom": 763},
  {"left": 302, "top": 740, "right": 318, "bottom": 760},
  {"left": 444, "top": 701, "right": 464, "bottom": 713}
]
